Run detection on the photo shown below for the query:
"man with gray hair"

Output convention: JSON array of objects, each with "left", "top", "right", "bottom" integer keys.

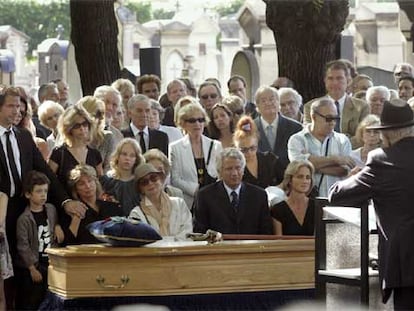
[
  {"left": 279, "top": 87, "right": 303, "bottom": 122},
  {"left": 122, "top": 94, "right": 169, "bottom": 155},
  {"left": 329, "top": 99, "right": 414, "bottom": 309},
  {"left": 365, "top": 86, "right": 390, "bottom": 117},
  {"left": 288, "top": 97, "right": 355, "bottom": 197},
  {"left": 193, "top": 147, "right": 273, "bottom": 235}
]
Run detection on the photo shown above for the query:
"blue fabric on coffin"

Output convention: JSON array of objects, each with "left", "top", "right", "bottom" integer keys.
[{"left": 88, "top": 216, "right": 162, "bottom": 247}]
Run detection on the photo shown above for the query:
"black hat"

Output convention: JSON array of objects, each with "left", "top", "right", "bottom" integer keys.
[{"left": 366, "top": 99, "right": 414, "bottom": 130}]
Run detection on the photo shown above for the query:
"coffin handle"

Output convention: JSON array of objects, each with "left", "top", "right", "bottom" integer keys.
[{"left": 96, "top": 275, "right": 130, "bottom": 289}]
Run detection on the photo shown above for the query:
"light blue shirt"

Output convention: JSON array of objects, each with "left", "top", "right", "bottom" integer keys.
[
  {"left": 223, "top": 182, "right": 242, "bottom": 202},
  {"left": 287, "top": 125, "right": 352, "bottom": 197}
]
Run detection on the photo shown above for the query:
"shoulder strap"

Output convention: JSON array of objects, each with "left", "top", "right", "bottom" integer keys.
[
  {"left": 206, "top": 141, "right": 214, "bottom": 166},
  {"left": 317, "top": 138, "right": 330, "bottom": 193}
]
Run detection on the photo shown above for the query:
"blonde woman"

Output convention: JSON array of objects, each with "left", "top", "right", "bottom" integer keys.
[
  {"left": 100, "top": 138, "right": 145, "bottom": 216},
  {"left": 78, "top": 96, "right": 115, "bottom": 173},
  {"left": 270, "top": 160, "right": 315, "bottom": 236},
  {"left": 48, "top": 104, "right": 103, "bottom": 192}
]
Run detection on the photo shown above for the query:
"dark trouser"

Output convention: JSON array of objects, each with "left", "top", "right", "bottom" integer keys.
[
  {"left": 15, "top": 260, "right": 48, "bottom": 310},
  {"left": 394, "top": 287, "right": 414, "bottom": 310},
  {"left": 4, "top": 196, "right": 26, "bottom": 310}
]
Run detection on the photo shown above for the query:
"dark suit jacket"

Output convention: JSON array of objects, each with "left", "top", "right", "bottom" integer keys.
[
  {"left": 122, "top": 126, "right": 169, "bottom": 155},
  {"left": 193, "top": 181, "right": 273, "bottom": 235},
  {"left": 254, "top": 114, "right": 302, "bottom": 171},
  {"left": 329, "top": 137, "right": 414, "bottom": 299},
  {"left": 245, "top": 101, "right": 259, "bottom": 119},
  {"left": 0, "top": 127, "right": 68, "bottom": 205}
]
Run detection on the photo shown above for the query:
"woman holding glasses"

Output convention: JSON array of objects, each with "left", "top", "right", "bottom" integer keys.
[
  {"left": 233, "top": 116, "right": 284, "bottom": 189},
  {"left": 169, "top": 104, "right": 222, "bottom": 209}
]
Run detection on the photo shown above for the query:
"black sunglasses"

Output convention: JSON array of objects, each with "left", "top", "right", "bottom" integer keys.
[
  {"left": 139, "top": 174, "right": 160, "bottom": 186},
  {"left": 71, "top": 120, "right": 89, "bottom": 130},
  {"left": 314, "top": 111, "right": 340, "bottom": 123},
  {"left": 200, "top": 94, "right": 218, "bottom": 100},
  {"left": 185, "top": 117, "right": 206, "bottom": 124}
]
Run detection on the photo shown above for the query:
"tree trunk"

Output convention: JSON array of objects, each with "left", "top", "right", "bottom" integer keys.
[
  {"left": 264, "top": 0, "right": 349, "bottom": 102},
  {"left": 70, "top": 0, "right": 120, "bottom": 95}
]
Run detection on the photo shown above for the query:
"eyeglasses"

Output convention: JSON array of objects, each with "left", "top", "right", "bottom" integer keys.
[
  {"left": 71, "top": 120, "right": 89, "bottom": 130},
  {"left": 314, "top": 111, "right": 340, "bottom": 123},
  {"left": 139, "top": 174, "right": 160, "bottom": 186},
  {"left": 185, "top": 117, "right": 206, "bottom": 123},
  {"left": 200, "top": 94, "right": 218, "bottom": 100},
  {"left": 239, "top": 145, "right": 258, "bottom": 153}
]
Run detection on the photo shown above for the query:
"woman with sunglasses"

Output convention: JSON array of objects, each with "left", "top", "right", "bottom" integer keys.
[
  {"left": 233, "top": 116, "right": 284, "bottom": 189},
  {"left": 48, "top": 103, "right": 103, "bottom": 193},
  {"left": 207, "top": 103, "right": 234, "bottom": 148},
  {"left": 169, "top": 104, "right": 222, "bottom": 209},
  {"left": 198, "top": 81, "right": 222, "bottom": 115},
  {"left": 78, "top": 96, "right": 115, "bottom": 173},
  {"left": 129, "top": 163, "right": 192, "bottom": 240}
]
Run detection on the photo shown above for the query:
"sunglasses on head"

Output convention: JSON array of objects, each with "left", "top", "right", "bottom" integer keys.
[
  {"left": 200, "top": 94, "right": 218, "bottom": 100},
  {"left": 185, "top": 117, "right": 205, "bottom": 124},
  {"left": 139, "top": 173, "right": 160, "bottom": 186},
  {"left": 71, "top": 120, "right": 89, "bottom": 130},
  {"left": 314, "top": 111, "right": 340, "bottom": 123}
]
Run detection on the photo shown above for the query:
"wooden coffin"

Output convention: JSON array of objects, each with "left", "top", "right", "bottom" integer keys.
[{"left": 47, "top": 239, "right": 315, "bottom": 298}]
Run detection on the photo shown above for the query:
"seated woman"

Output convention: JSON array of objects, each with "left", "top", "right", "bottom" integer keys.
[
  {"left": 350, "top": 114, "right": 381, "bottom": 167},
  {"left": 143, "top": 148, "right": 184, "bottom": 199},
  {"left": 207, "top": 103, "right": 234, "bottom": 148},
  {"left": 100, "top": 138, "right": 144, "bottom": 216},
  {"left": 233, "top": 116, "right": 284, "bottom": 189},
  {"left": 48, "top": 104, "right": 103, "bottom": 193},
  {"left": 65, "top": 164, "right": 122, "bottom": 244},
  {"left": 129, "top": 163, "right": 192, "bottom": 240},
  {"left": 270, "top": 160, "right": 315, "bottom": 236}
]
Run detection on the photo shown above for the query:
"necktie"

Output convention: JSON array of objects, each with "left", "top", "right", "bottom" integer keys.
[
  {"left": 266, "top": 125, "right": 274, "bottom": 147},
  {"left": 5, "top": 130, "right": 21, "bottom": 196},
  {"left": 138, "top": 131, "right": 146, "bottom": 153},
  {"left": 230, "top": 191, "right": 239, "bottom": 211},
  {"left": 334, "top": 101, "right": 340, "bottom": 132}
]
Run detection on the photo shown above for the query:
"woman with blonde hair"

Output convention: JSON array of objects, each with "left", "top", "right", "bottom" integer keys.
[
  {"left": 270, "top": 160, "right": 315, "bottom": 236},
  {"left": 48, "top": 104, "right": 103, "bottom": 193},
  {"left": 233, "top": 116, "right": 284, "bottom": 189},
  {"left": 100, "top": 138, "right": 144, "bottom": 216},
  {"left": 169, "top": 104, "right": 222, "bottom": 208},
  {"left": 78, "top": 96, "right": 115, "bottom": 172},
  {"left": 37, "top": 100, "right": 65, "bottom": 152},
  {"left": 351, "top": 114, "right": 381, "bottom": 166},
  {"left": 65, "top": 164, "right": 121, "bottom": 244}
]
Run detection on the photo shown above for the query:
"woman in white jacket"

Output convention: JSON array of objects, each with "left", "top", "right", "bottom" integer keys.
[
  {"left": 169, "top": 104, "right": 222, "bottom": 209},
  {"left": 129, "top": 163, "right": 192, "bottom": 240}
]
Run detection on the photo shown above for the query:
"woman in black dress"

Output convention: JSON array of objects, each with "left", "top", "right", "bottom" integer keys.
[
  {"left": 270, "top": 160, "right": 315, "bottom": 236},
  {"left": 48, "top": 103, "right": 103, "bottom": 193},
  {"left": 64, "top": 164, "right": 122, "bottom": 244},
  {"left": 233, "top": 116, "right": 284, "bottom": 189}
]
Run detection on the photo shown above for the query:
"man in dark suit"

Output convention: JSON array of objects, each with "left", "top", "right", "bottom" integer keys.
[
  {"left": 0, "top": 86, "right": 85, "bottom": 309},
  {"left": 194, "top": 147, "right": 273, "bottom": 235},
  {"left": 122, "top": 94, "right": 169, "bottom": 155},
  {"left": 329, "top": 99, "right": 414, "bottom": 310},
  {"left": 254, "top": 85, "right": 302, "bottom": 171}
]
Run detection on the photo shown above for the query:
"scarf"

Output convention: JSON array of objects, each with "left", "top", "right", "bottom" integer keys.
[{"left": 140, "top": 191, "right": 172, "bottom": 236}]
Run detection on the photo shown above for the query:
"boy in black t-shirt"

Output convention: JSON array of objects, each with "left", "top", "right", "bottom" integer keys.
[{"left": 15, "top": 171, "right": 64, "bottom": 310}]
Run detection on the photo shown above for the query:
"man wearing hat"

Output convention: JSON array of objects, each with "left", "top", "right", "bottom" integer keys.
[{"left": 329, "top": 98, "right": 414, "bottom": 309}]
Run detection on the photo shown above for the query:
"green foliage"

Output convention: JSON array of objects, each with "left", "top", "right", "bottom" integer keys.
[
  {"left": 214, "top": 0, "right": 244, "bottom": 17},
  {"left": 0, "top": 0, "right": 70, "bottom": 58},
  {"left": 125, "top": 1, "right": 152, "bottom": 23},
  {"left": 153, "top": 8, "right": 175, "bottom": 20}
]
